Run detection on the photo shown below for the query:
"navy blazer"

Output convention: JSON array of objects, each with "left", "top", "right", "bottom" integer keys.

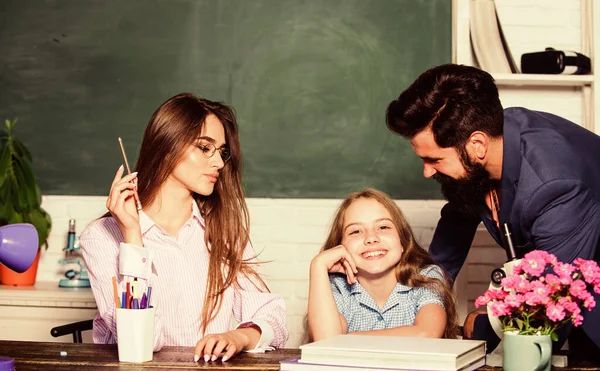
[{"left": 429, "top": 107, "right": 600, "bottom": 346}]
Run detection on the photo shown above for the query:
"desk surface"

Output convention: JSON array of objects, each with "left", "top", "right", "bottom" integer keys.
[
  {"left": 0, "top": 340, "right": 297, "bottom": 370},
  {"left": 1, "top": 340, "right": 599, "bottom": 370}
]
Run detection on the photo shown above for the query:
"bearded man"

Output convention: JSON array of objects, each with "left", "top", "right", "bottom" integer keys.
[{"left": 386, "top": 64, "right": 600, "bottom": 361}]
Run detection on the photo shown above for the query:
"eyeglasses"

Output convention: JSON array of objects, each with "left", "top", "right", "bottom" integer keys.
[{"left": 196, "top": 143, "right": 231, "bottom": 162}]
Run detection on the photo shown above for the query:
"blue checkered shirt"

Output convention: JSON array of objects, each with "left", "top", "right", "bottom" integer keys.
[{"left": 329, "top": 265, "right": 446, "bottom": 332}]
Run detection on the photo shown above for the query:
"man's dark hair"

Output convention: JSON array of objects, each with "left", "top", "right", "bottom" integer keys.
[{"left": 386, "top": 64, "right": 504, "bottom": 148}]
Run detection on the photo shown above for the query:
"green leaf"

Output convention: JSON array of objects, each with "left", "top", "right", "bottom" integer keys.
[
  {"left": 34, "top": 184, "right": 42, "bottom": 205},
  {"left": 8, "top": 179, "right": 26, "bottom": 214},
  {"left": 12, "top": 163, "right": 33, "bottom": 212},
  {"left": 551, "top": 332, "right": 559, "bottom": 342},
  {"left": 7, "top": 179, "right": 22, "bottom": 211},
  {"left": 28, "top": 207, "right": 51, "bottom": 247},
  {"left": 13, "top": 138, "right": 32, "bottom": 162},
  {"left": 7, "top": 209, "right": 23, "bottom": 224},
  {"left": 0, "top": 199, "right": 14, "bottom": 225},
  {"left": 15, "top": 157, "right": 38, "bottom": 208},
  {"left": 13, "top": 163, "right": 30, "bottom": 209},
  {"left": 6, "top": 118, "right": 17, "bottom": 130},
  {"left": 0, "top": 145, "right": 10, "bottom": 187}
]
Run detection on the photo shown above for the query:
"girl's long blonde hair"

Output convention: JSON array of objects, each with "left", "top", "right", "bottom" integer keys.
[
  {"left": 321, "top": 188, "right": 460, "bottom": 339},
  {"left": 133, "top": 93, "right": 266, "bottom": 334}
]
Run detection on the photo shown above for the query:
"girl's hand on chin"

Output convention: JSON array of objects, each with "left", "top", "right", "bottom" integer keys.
[{"left": 311, "top": 245, "right": 358, "bottom": 285}]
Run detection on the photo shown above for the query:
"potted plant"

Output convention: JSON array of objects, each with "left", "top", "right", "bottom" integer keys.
[
  {"left": 0, "top": 118, "right": 52, "bottom": 285},
  {"left": 476, "top": 250, "right": 599, "bottom": 371}
]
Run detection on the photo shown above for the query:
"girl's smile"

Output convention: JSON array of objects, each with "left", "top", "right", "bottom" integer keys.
[{"left": 361, "top": 249, "right": 388, "bottom": 260}]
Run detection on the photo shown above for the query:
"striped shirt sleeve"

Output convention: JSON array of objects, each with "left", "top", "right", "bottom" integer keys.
[
  {"left": 233, "top": 244, "right": 289, "bottom": 349},
  {"left": 80, "top": 219, "right": 166, "bottom": 351}
]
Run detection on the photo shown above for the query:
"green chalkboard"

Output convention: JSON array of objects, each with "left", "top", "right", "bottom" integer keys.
[{"left": 0, "top": 0, "right": 450, "bottom": 198}]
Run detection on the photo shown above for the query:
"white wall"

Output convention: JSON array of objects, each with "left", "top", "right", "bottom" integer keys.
[{"left": 31, "top": 0, "right": 586, "bottom": 348}]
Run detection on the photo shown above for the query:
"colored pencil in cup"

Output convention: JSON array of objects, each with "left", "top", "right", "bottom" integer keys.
[
  {"left": 147, "top": 286, "right": 152, "bottom": 307},
  {"left": 112, "top": 276, "right": 120, "bottom": 309},
  {"left": 126, "top": 281, "right": 131, "bottom": 309}
]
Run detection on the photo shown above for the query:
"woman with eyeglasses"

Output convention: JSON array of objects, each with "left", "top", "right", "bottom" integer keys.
[{"left": 80, "top": 93, "right": 288, "bottom": 363}]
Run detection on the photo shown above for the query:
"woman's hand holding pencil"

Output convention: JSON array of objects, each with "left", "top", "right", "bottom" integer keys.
[
  {"left": 107, "top": 137, "right": 144, "bottom": 246},
  {"left": 107, "top": 165, "right": 143, "bottom": 246},
  {"left": 117, "top": 137, "right": 143, "bottom": 211}
]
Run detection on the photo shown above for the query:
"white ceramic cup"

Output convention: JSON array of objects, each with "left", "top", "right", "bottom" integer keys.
[{"left": 115, "top": 307, "right": 155, "bottom": 363}]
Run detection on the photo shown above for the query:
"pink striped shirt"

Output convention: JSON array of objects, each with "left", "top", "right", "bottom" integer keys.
[{"left": 80, "top": 201, "right": 288, "bottom": 351}]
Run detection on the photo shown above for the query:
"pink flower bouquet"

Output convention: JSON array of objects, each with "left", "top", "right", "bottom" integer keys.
[{"left": 475, "top": 250, "right": 600, "bottom": 340}]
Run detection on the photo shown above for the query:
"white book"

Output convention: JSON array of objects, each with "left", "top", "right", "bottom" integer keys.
[
  {"left": 299, "top": 335, "right": 486, "bottom": 371},
  {"left": 281, "top": 355, "right": 486, "bottom": 371}
]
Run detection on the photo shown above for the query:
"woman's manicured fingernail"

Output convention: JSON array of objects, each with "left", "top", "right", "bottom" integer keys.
[
  {"left": 204, "top": 354, "right": 210, "bottom": 362},
  {"left": 222, "top": 356, "right": 229, "bottom": 362},
  {"left": 118, "top": 165, "right": 124, "bottom": 171},
  {"left": 131, "top": 172, "right": 138, "bottom": 177},
  {"left": 193, "top": 354, "right": 199, "bottom": 362}
]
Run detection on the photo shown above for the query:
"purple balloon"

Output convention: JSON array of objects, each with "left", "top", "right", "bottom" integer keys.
[{"left": 0, "top": 223, "right": 39, "bottom": 273}]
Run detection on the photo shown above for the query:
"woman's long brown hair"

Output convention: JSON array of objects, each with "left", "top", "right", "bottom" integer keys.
[
  {"left": 321, "top": 188, "right": 460, "bottom": 339},
  {"left": 132, "top": 93, "right": 266, "bottom": 334}
]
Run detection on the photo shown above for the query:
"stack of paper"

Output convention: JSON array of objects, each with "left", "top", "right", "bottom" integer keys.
[{"left": 281, "top": 335, "right": 486, "bottom": 371}]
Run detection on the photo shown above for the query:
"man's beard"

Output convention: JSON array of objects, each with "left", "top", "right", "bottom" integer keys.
[{"left": 433, "top": 154, "right": 496, "bottom": 217}]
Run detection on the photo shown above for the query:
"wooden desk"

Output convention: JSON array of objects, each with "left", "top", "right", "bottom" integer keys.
[
  {"left": 1, "top": 340, "right": 599, "bottom": 370},
  {"left": 0, "top": 340, "right": 297, "bottom": 370}
]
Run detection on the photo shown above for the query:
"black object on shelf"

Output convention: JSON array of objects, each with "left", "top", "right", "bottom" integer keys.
[{"left": 521, "top": 47, "right": 591, "bottom": 74}]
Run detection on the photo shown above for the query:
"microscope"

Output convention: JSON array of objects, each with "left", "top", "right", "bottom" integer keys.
[
  {"left": 484, "top": 223, "right": 522, "bottom": 366},
  {"left": 58, "top": 219, "right": 91, "bottom": 288},
  {"left": 485, "top": 223, "right": 567, "bottom": 367}
]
